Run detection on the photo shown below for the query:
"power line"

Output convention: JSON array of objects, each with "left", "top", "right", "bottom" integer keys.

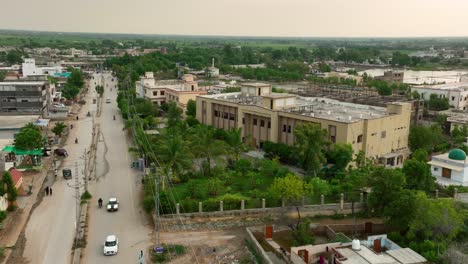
[{"left": 122, "top": 74, "right": 201, "bottom": 263}]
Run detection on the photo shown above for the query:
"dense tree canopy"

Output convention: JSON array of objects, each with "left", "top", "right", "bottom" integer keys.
[{"left": 14, "top": 123, "right": 44, "bottom": 150}]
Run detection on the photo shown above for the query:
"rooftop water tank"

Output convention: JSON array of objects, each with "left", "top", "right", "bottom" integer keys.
[{"left": 352, "top": 239, "right": 361, "bottom": 251}]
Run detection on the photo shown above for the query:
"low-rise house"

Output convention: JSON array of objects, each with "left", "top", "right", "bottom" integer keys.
[
  {"left": 375, "top": 71, "right": 404, "bottom": 83},
  {"left": 428, "top": 149, "right": 468, "bottom": 186},
  {"left": 291, "top": 234, "right": 427, "bottom": 264},
  {"left": 412, "top": 81, "right": 468, "bottom": 111}
]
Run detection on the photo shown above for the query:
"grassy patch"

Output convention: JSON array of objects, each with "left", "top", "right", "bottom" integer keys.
[{"left": 150, "top": 244, "right": 186, "bottom": 263}]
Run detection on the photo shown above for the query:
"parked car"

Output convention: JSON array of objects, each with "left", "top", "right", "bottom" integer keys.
[
  {"left": 106, "top": 98, "right": 111, "bottom": 103},
  {"left": 107, "top": 198, "right": 119, "bottom": 212},
  {"left": 103, "top": 235, "right": 118, "bottom": 256},
  {"left": 54, "top": 148, "right": 68, "bottom": 157},
  {"left": 62, "top": 169, "right": 72, "bottom": 180}
]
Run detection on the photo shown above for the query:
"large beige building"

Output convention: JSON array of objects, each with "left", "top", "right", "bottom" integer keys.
[
  {"left": 136, "top": 72, "right": 207, "bottom": 112},
  {"left": 196, "top": 83, "right": 412, "bottom": 167}
]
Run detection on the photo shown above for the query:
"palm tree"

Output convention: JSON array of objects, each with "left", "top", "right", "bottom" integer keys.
[
  {"left": 294, "top": 123, "right": 329, "bottom": 176},
  {"left": 190, "top": 125, "right": 227, "bottom": 177},
  {"left": 156, "top": 131, "right": 193, "bottom": 185},
  {"left": 225, "top": 128, "right": 248, "bottom": 161}
]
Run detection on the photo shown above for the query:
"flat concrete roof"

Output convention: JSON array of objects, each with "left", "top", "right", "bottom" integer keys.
[
  {"left": 203, "top": 92, "right": 389, "bottom": 123},
  {"left": 0, "top": 81, "right": 46, "bottom": 86},
  {"left": 337, "top": 246, "right": 399, "bottom": 264},
  {"left": 386, "top": 248, "right": 428, "bottom": 264},
  {"left": 413, "top": 82, "right": 468, "bottom": 91},
  {"left": 242, "top": 82, "right": 270, "bottom": 87},
  {"left": 0, "top": 115, "right": 40, "bottom": 129}
]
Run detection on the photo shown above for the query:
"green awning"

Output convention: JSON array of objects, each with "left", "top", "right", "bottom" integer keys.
[{"left": 2, "top": 145, "right": 43, "bottom": 156}]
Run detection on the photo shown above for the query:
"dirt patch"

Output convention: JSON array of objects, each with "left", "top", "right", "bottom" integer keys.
[{"left": 157, "top": 228, "right": 253, "bottom": 263}]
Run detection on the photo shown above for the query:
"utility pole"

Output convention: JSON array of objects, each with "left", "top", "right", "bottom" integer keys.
[
  {"left": 68, "top": 161, "right": 83, "bottom": 249},
  {"left": 151, "top": 163, "right": 160, "bottom": 247},
  {"left": 83, "top": 148, "right": 88, "bottom": 193}
]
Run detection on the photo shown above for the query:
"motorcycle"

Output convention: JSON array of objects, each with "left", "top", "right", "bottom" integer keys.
[
  {"left": 113, "top": 115, "right": 116, "bottom": 120},
  {"left": 70, "top": 124, "right": 73, "bottom": 129},
  {"left": 75, "top": 138, "right": 78, "bottom": 144},
  {"left": 98, "top": 198, "right": 103, "bottom": 208}
]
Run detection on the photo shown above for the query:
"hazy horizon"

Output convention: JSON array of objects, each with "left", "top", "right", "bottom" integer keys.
[{"left": 1, "top": 0, "right": 468, "bottom": 38}]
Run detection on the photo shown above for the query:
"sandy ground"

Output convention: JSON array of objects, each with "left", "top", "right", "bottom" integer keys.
[{"left": 158, "top": 229, "right": 251, "bottom": 264}]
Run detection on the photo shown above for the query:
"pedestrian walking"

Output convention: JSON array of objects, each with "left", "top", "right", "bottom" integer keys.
[
  {"left": 50, "top": 187, "right": 53, "bottom": 195},
  {"left": 138, "top": 250, "right": 144, "bottom": 264},
  {"left": 45, "top": 186, "right": 49, "bottom": 196}
]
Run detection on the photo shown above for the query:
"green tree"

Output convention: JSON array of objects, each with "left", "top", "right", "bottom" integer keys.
[
  {"left": 6, "top": 50, "right": 23, "bottom": 64},
  {"left": 292, "top": 219, "right": 315, "bottom": 246},
  {"left": 95, "top": 85, "right": 104, "bottom": 96},
  {"left": 368, "top": 167, "right": 406, "bottom": 215},
  {"left": 51, "top": 122, "right": 67, "bottom": 137},
  {"left": 190, "top": 125, "right": 227, "bottom": 176},
  {"left": 409, "top": 125, "right": 443, "bottom": 152},
  {"left": 156, "top": 131, "right": 193, "bottom": 183},
  {"left": 166, "top": 102, "right": 183, "bottom": 128},
  {"left": 294, "top": 123, "right": 328, "bottom": 175},
  {"left": 68, "top": 68, "right": 85, "bottom": 88},
  {"left": 1, "top": 172, "right": 18, "bottom": 207},
  {"left": 318, "top": 62, "right": 331, "bottom": 72},
  {"left": 133, "top": 98, "right": 158, "bottom": 118},
  {"left": 225, "top": 128, "right": 248, "bottom": 161},
  {"left": 0, "top": 71, "right": 6, "bottom": 81},
  {"left": 427, "top": 93, "right": 450, "bottom": 111},
  {"left": 14, "top": 124, "right": 44, "bottom": 150},
  {"left": 269, "top": 173, "right": 311, "bottom": 203},
  {"left": 411, "top": 90, "right": 421, "bottom": 99},
  {"left": 403, "top": 150, "right": 435, "bottom": 192},
  {"left": 451, "top": 125, "right": 468, "bottom": 146},
  {"left": 326, "top": 143, "right": 353, "bottom": 172},
  {"left": 185, "top": 99, "right": 196, "bottom": 117},
  {"left": 410, "top": 199, "right": 463, "bottom": 242},
  {"left": 384, "top": 190, "right": 425, "bottom": 232}
]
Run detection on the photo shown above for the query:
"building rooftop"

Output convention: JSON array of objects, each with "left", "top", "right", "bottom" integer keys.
[
  {"left": 413, "top": 81, "right": 468, "bottom": 91},
  {"left": 203, "top": 92, "right": 389, "bottom": 123},
  {"left": 337, "top": 246, "right": 399, "bottom": 264},
  {"left": 0, "top": 81, "right": 46, "bottom": 86},
  {"left": 386, "top": 248, "right": 428, "bottom": 264},
  {"left": 0, "top": 115, "right": 40, "bottom": 130},
  {"left": 242, "top": 82, "right": 271, "bottom": 87}
]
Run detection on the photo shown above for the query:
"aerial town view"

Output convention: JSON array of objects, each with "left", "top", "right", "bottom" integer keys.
[{"left": 0, "top": 1, "right": 467, "bottom": 264}]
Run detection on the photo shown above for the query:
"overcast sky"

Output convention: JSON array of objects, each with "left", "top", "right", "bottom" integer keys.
[{"left": 1, "top": 0, "right": 467, "bottom": 37}]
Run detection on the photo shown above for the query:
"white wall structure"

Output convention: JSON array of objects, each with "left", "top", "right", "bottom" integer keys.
[
  {"left": 22, "top": 58, "right": 64, "bottom": 77},
  {"left": 412, "top": 82, "right": 468, "bottom": 111},
  {"left": 428, "top": 149, "right": 468, "bottom": 186}
]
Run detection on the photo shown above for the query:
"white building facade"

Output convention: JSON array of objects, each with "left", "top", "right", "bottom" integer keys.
[
  {"left": 22, "top": 58, "right": 64, "bottom": 77},
  {"left": 428, "top": 149, "right": 468, "bottom": 186},
  {"left": 412, "top": 82, "right": 468, "bottom": 111}
]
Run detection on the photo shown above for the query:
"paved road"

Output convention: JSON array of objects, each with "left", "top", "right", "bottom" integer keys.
[
  {"left": 23, "top": 80, "right": 97, "bottom": 264},
  {"left": 82, "top": 73, "right": 152, "bottom": 263}
]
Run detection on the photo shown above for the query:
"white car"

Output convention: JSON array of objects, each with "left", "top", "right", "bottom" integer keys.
[
  {"left": 106, "top": 98, "right": 111, "bottom": 103},
  {"left": 103, "top": 235, "right": 118, "bottom": 256},
  {"left": 107, "top": 198, "right": 119, "bottom": 212}
]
